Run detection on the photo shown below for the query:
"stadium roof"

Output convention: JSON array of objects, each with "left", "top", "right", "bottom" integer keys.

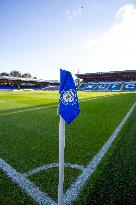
[
  {"left": 0, "top": 76, "right": 59, "bottom": 84},
  {"left": 76, "top": 70, "right": 136, "bottom": 76}
]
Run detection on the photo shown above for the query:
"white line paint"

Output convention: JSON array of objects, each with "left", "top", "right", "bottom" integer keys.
[
  {"left": 0, "top": 102, "right": 135, "bottom": 204},
  {"left": 63, "top": 102, "right": 136, "bottom": 205},
  {"left": 0, "top": 158, "right": 57, "bottom": 205},
  {"left": 0, "top": 104, "right": 57, "bottom": 116},
  {"left": 79, "top": 94, "right": 114, "bottom": 102},
  {"left": 23, "top": 163, "right": 85, "bottom": 178},
  {"left": 1, "top": 95, "right": 134, "bottom": 205},
  {"left": 0, "top": 94, "right": 114, "bottom": 116}
]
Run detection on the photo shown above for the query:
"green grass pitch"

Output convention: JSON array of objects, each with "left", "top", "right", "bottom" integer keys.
[{"left": 0, "top": 91, "right": 136, "bottom": 204}]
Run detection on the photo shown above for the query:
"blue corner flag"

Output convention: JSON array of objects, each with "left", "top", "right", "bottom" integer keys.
[{"left": 59, "top": 69, "right": 80, "bottom": 124}]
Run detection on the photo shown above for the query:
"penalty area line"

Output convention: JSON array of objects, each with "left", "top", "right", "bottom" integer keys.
[{"left": 63, "top": 102, "right": 136, "bottom": 205}]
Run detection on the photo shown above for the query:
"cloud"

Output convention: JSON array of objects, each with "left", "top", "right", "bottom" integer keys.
[
  {"left": 83, "top": 39, "right": 100, "bottom": 48},
  {"left": 65, "top": 7, "right": 83, "bottom": 22},
  {"left": 83, "top": 4, "right": 136, "bottom": 70}
]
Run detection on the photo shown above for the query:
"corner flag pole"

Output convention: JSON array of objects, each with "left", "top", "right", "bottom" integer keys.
[
  {"left": 58, "top": 116, "right": 65, "bottom": 205},
  {"left": 58, "top": 69, "right": 80, "bottom": 204}
]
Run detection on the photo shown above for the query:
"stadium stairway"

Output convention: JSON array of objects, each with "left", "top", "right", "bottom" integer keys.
[
  {"left": 106, "top": 84, "right": 111, "bottom": 91},
  {"left": 120, "top": 83, "right": 124, "bottom": 91},
  {"left": 93, "top": 84, "right": 99, "bottom": 91}
]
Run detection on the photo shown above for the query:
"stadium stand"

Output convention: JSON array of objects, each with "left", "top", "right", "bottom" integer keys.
[
  {"left": 0, "top": 76, "right": 59, "bottom": 91},
  {"left": 122, "top": 83, "right": 136, "bottom": 91},
  {"left": 84, "top": 83, "right": 97, "bottom": 91},
  {"left": 78, "top": 83, "right": 87, "bottom": 90},
  {"left": 0, "top": 85, "right": 16, "bottom": 91},
  {"left": 95, "top": 83, "right": 109, "bottom": 91},
  {"left": 76, "top": 70, "right": 136, "bottom": 92},
  {"left": 107, "top": 83, "right": 122, "bottom": 91}
]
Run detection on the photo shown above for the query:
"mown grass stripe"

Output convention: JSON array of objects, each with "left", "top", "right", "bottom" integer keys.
[
  {"left": 63, "top": 102, "right": 136, "bottom": 205},
  {"left": 79, "top": 94, "right": 115, "bottom": 102},
  {"left": 0, "top": 104, "right": 57, "bottom": 116},
  {"left": 0, "top": 94, "right": 115, "bottom": 116}
]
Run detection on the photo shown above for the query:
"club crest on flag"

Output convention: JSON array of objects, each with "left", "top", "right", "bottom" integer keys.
[{"left": 60, "top": 89, "right": 78, "bottom": 106}]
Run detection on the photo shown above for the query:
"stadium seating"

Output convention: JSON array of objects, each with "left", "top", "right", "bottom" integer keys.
[
  {"left": 0, "top": 85, "right": 16, "bottom": 91},
  {"left": 78, "top": 83, "right": 87, "bottom": 90},
  {"left": 78, "top": 82, "right": 136, "bottom": 92},
  {"left": 20, "top": 85, "right": 41, "bottom": 90},
  {"left": 107, "top": 83, "right": 122, "bottom": 91},
  {"left": 95, "top": 83, "right": 109, "bottom": 91},
  {"left": 122, "top": 83, "right": 136, "bottom": 91},
  {"left": 84, "top": 83, "right": 97, "bottom": 91}
]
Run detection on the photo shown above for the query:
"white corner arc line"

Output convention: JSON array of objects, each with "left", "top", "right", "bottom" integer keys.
[
  {"left": 23, "top": 163, "right": 85, "bottom": 178},
  {"left": 0, "top": 94, "right": 114, "bottom": 116},
  {"left": 63, "top": 102, "right": 136, "bottom": 205},
  {"left": 0, "top": 158, "right": 56, "bottom": 205},
  {"left": 0, "top": 96, "right": 133, "bottom": 205}
]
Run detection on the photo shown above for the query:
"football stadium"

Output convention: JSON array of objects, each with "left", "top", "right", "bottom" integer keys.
[{"left": 0, "top": 69, "right": 136, "bottom": 205}]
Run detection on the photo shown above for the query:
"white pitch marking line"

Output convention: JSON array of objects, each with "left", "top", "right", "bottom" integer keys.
[
  {"left": 0, "top": 104, "right": 57, "bottom": 116},
  {"left": 63, "top": 102, "right": 136, "bottom": 205},
  {"left": 23, "top": 163, "right": 85, "bottom": 178},
  {"left": 0, "top": 94, "right": 115, "bottom": 116},
  {"left": 0, "top": 158, "right": 56, "bottom": 205},
  {"left": 79, "top": 94, "right": 115, "bottom": 102},
  {"left": 0, "top": 94, "right": 130, "bottom": 205}
]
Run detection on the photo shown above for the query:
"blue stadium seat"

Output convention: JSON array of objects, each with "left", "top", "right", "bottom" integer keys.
[
  {"left": 122, "top": 83, "right": 136, "bottom": 91},
  {"left": 0, "top": 85, "right": 16, "bottom": 91},
  {"left": 107, "top": 83, "right": 122, "bottom": 91},
  {"left": 84, "top": 83, "right": 97, "bottom": 91},
  {"left": 78, "top": 83, "right": 87, "bottom": 90},
  {"left": 95, "top": 83, "right": 109, "bottom": 91}
]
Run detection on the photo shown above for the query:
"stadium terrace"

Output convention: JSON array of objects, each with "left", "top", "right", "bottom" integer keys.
[
  {"left": 76, "top": 70, "right": 136, "bottom": 92},
  {"left": 0, "top": 76, "right": 59, "bottom": 91}
]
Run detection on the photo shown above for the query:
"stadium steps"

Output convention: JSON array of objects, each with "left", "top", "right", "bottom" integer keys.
[
  {"left": 120, "top": 83, "right": 124, "bottom": 91},
  {"left": 106, "top": 84, "right": 111, "bottom": 91},
  {"left": 93, "top": 84, "right": 99, "bottom": 91}
]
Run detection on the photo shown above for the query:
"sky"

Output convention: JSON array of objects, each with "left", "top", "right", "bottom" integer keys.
[{"left": 0, "top": 0, "right": 136, "bottom": 80}]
